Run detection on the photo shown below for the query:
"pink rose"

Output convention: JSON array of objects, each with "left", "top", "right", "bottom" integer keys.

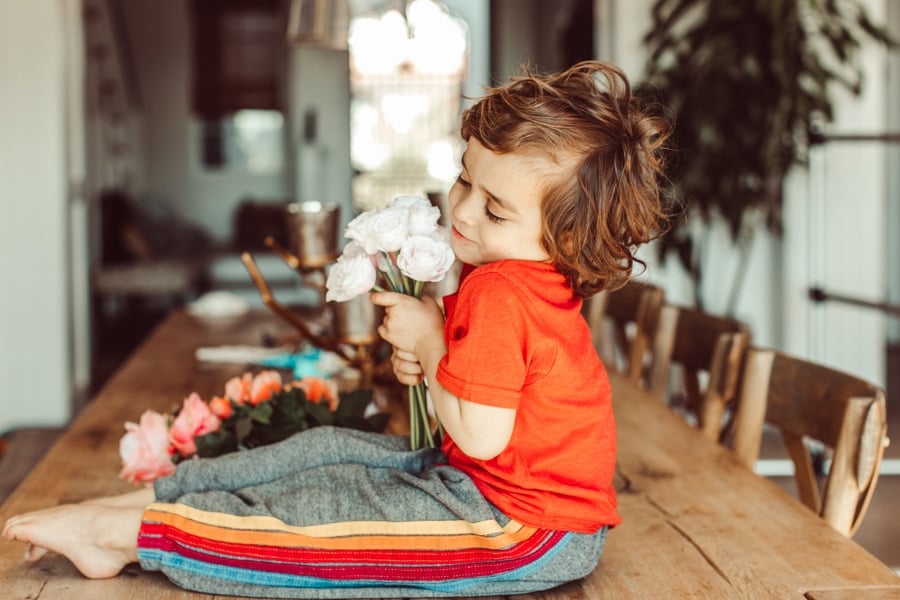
[
  {"left": 249, "top": 370, "right": 283, "bottom": 405},
  {"left": 119, "top": 410, "right": 176, "bottom": 484},
  {"left": 224, "top": 373, "right": 253, "bottom": 404},
  {"left": 169, "top": 393, "right": 221, "bottom": 457}
]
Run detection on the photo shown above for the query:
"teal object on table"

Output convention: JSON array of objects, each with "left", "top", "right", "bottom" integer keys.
[{"left": 257, "top": 347, "right": 324, "bottom": 379}]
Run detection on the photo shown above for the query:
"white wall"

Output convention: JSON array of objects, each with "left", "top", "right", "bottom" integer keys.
[
  {"left": 886, "top": 2, "right": 900, "bottom": 343},
  {"left": 288, "top": 47, "right": 353, "bottom": 230},
  {"left": 0, "top": 0, "right": 77, "bottom": 431}
]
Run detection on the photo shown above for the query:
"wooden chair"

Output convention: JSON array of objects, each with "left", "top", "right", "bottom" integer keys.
[
  {"left": 646, "top": 305, "right": 750, "bottom": 442},
  {"left": 583, "top": 280, "right": 665, "bottom": 385},
  {"left": 731, "top": 347, "right": 889, "bottom": 536}
]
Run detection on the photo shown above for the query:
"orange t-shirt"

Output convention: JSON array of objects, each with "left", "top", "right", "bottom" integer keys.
[{"left": 437, "top": 260, "right": 620, "bottom": 533}]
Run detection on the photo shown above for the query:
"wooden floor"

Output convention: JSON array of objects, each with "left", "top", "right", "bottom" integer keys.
[
  {"left": 0, "top": 427, "right": 64, "bottom": 504},
  {"left": 1, "top": 333, "right": 899, "bottom": 571}
]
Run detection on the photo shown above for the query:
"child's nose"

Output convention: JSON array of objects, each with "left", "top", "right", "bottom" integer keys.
[{"left": 451, "top": 191, "right": 476, "bottom": 224}]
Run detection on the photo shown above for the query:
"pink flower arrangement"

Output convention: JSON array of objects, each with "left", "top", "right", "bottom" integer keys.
[{"left": 119, "top": 371, "right": 384, "bottom": 484}]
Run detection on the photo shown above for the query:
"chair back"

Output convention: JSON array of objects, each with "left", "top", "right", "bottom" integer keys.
[
  {"left": 583, "top": 280, "right": 664, "bottom": 384},
  {"left": 731, "top": 348, "right": 889, "bottom": 536},
  {"left": 647, "top": 305, "right": 750, "bottom": 442}
]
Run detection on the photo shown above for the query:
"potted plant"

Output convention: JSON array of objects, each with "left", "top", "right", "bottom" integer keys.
[{"left": 640, "top": 0, "right": 894, "bottom": 312}]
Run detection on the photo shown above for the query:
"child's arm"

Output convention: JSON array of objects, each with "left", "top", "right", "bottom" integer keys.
[{"left": 370, "top": 292, "right": 515, "bottom": 460}]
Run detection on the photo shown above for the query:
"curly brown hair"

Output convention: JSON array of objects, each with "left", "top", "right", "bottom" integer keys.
[{"left": 460, "top": 61, "right": 671, "bottom": 298}]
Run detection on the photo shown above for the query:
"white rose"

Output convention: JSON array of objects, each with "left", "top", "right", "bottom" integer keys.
[
  {"left": 344, "top": 211, "right": 378, "bottom": 254},
  {"left": 341, "top": 240, "right": 369, "bottom": 260},
  {"left": 325, "top": 253, "right": 377, "bottom": 302},
  {"left": 389, "top": 195, "right": 431, "bottom": 210},
  {"left": 397, "top": 234, "right": 456, "bottom": 282},
  {"left": 346, "top": 206, "right": 409, "bottom": 253},
  {"left": 407, "top": 202, "right": 441, "bottom": 236}
]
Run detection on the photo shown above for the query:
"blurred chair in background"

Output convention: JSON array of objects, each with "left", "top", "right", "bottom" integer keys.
[
  {"left": 647, "top": 304, "right": 750, "bottom": 442},
  {"left": 583, "top": 280, "right": 665, "bottom": 385},
  {"left": 731, "top": 347, "right": 889, "bottom": 537}
]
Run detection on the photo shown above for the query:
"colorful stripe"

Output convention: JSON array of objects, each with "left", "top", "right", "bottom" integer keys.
[{"left": 137, "top": 502, "right": 572, "bottom": 592}]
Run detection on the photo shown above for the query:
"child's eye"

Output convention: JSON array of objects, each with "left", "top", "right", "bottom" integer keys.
[
  {"left": 455, "top": 175, "right": 471, "bottom": 188},
  {"left": 484, "top": 206, "right": 505, "bottom": 223}
]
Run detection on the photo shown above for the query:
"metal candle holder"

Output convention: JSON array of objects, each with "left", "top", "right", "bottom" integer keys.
[{"left": 241, "top": 201, "right": 385, "bottom": 387}]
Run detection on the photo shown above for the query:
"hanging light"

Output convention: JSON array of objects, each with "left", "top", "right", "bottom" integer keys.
[
  {"left": 286, "top": 0, "right": 351, "bottom": 49},
  {"left": 347, "top": 0, "right": 466, "bottom": 75}
]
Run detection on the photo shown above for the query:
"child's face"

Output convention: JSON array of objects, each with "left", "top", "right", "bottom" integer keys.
[{"left": 448, "top": 138, "right": 549, "bottom": 266}]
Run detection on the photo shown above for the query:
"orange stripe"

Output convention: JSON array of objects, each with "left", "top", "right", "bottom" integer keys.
[
  {"left": 144, "top": 503, "right": 526, "bottom": 537},
  {"left": 142, "top": 507, "right": 537, "bottom": 551}
]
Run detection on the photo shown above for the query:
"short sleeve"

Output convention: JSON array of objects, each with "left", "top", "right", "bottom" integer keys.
[{"left": 436, "top": 272, "right": 529, "bottom": 408}]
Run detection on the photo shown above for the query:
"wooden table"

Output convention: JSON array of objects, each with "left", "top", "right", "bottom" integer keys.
[{"left": 2, "top": 311, "right": 899, "bottom": 599}]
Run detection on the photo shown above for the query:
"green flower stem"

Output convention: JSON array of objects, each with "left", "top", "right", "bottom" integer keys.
[
  {"left": 417, "top": 383, "right": 434, "bottom": 448},
  {"left": 408, "top": 385, "right": 419, "bottom": 449},
  {"left": 413, "top": 279, "right": 425, "bottom": 299},
  {"left": 407, "top": 382, "right": 434, "bottom": 450},
  {"left": 378, "top": 254, "right": 403, "bottom": 293}
]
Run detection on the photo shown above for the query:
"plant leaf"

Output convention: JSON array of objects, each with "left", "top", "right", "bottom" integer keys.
[
  {"left": 335, "top": 389, "right": 374, "bottom": 419},
  {"left": 249, "top": 402, "right": 274, "bottom": 425},
  {"left": 306, "top": 401, "right": 335, "bottom": 427},
  {"left": 195, "top": 429, "right": 238, "bottom": 458},
  {"left": 234, "top": 416, "right": 254, "bottom": 446}
]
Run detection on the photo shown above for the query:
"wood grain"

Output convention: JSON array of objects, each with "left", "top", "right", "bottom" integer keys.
[{"left": 1, "top": 311, "right": 897, "bottom": 599}]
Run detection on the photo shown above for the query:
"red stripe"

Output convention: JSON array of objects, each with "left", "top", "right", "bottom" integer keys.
[
  {"left": 139, "top": 521, "right": 550, "bottom": 565},
  {"left": 139, "top": 530, "right": 567, "bottom": 581}
]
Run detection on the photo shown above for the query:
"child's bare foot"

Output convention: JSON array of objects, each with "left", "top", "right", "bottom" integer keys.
[{"left": 2, "top": 503, "right": 142, "bottom": 579}]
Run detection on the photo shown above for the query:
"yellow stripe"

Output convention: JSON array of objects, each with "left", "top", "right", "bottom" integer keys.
[{"left": 143, "top": 504, "right": 537, "bottom": 551}]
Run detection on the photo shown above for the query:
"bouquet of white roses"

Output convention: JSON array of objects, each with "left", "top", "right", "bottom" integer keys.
[{"left": 325, "top": 195, "right": 456, "bottom": 449}]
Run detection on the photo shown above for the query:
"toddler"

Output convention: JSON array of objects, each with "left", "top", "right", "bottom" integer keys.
[{"left": 4, "top": 60, "right": 668, "bottom": 598}]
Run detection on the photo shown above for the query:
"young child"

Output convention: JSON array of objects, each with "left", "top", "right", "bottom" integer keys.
[{"left": 3, "top": 60, "right": 668, "bottom": 597}]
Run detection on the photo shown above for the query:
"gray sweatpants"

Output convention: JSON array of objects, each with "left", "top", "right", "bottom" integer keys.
[{"left": 138, "top": 427, "right": 607, "bottom": 598}]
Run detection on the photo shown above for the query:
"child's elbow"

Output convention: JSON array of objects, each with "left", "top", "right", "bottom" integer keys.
[
  {"left": 453, "top": 407, "right": 515, "bottom": 460},
  {"left": 459, "top": 438, "right": 507, "bottom": 461}
]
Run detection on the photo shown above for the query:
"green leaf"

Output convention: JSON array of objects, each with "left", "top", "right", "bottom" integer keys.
[
  {"left": 335, "top": 389, "right": 374, "bottom": 419},
  {"left": 195, "top": 429, "right": 238, "bottom": 458},
  {"left": 249, "top": 402, "right": 273, "bottom": 425},
  {"left": 306, "top": 401, "right": 335, "bottom": 427},
  {"left": 234, "top": 416, "right": 254, "bottom": 446},
  {"left": 277, "top": 389, "right": 307, "bottom": 421}
]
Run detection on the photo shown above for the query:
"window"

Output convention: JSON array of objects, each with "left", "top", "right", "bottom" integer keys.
[{"left": 191, "top": 0, "right": 286, "bottom": 171}]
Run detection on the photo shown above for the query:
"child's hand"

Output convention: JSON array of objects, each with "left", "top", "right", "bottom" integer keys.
[
  {"left": 390, "top": 348, "right": 424, "bottom": 385},
  {"left": 369, "top": 292, "right": 445, "bottom": 358}
]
